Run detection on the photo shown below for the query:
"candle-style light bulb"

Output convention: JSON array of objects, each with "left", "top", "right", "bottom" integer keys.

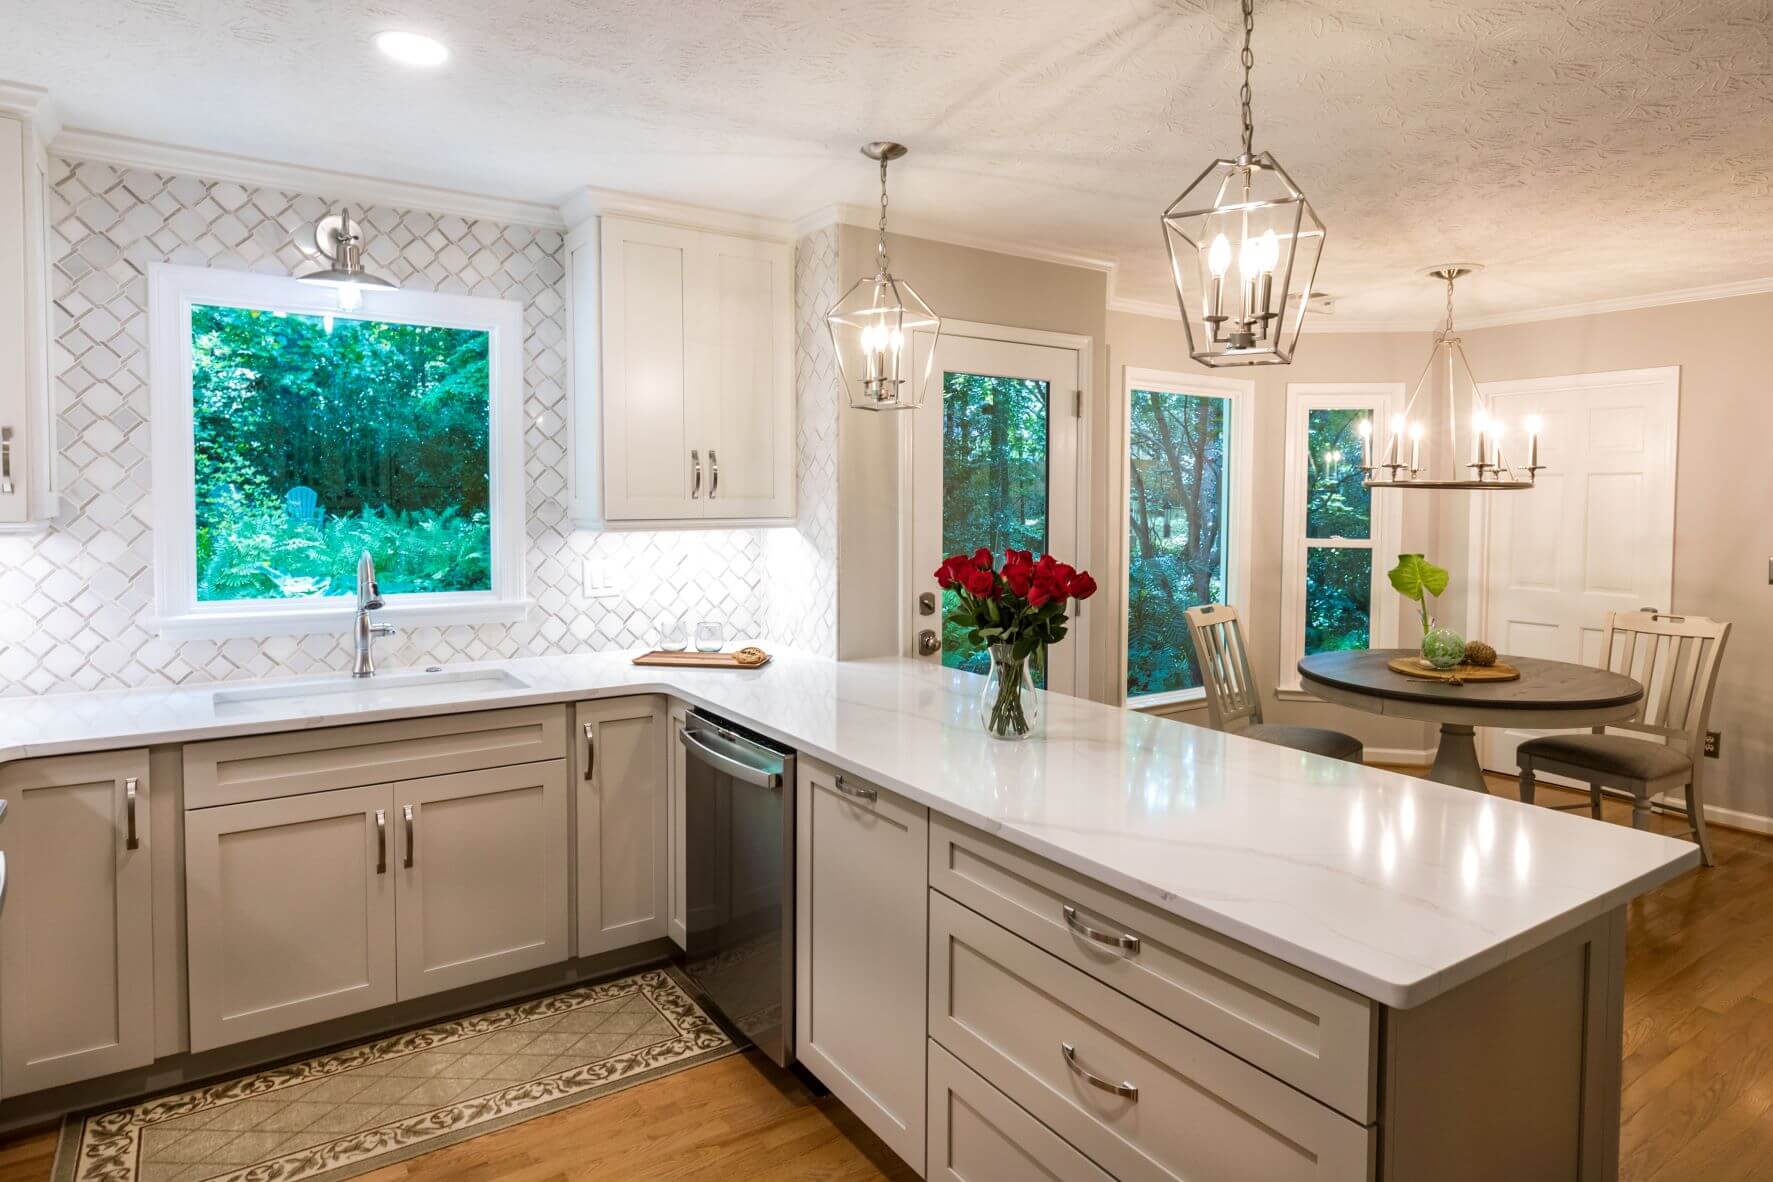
[
  {"left": 1207, "top": 234, "right": 1232, "bottom": 278},
  {"left": 1386, "top": 414, "right": 1404, "bottom": 467},
  {"left": 1525, "top": 414, "right": 1543, "bottom": 469},
  {"left": 1257, "top": 229, "right": 1280, "bottom": 273},
  {"left": 1356, "top": 417, "right": 1372, "bottom": 469},
  {"left": 1409, "top": 421, "right": 1424, "bottom": 472},
  {"left": 1472, "top": 412, "right": 1490, "bottom": 467}
]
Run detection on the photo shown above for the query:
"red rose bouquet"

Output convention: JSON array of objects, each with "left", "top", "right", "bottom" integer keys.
[{"left": 933, "top": 547, "right": 1097, "bottom": 739}]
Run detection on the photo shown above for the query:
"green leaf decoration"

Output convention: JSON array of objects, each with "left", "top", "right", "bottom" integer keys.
[{"left": 1387, "top": 554, "right": 1449, "bottom": 602}]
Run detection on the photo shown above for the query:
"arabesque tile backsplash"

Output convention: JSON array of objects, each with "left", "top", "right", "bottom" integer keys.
[{"left": 0, "top": 158, "right": 837, "bottom": 696}]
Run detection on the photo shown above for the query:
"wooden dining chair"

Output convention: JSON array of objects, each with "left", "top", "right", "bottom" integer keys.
[
  {"left": 1517, "top": 610, "right": 1731, "bottom": 866},
  {"left": 1184, "top": 604, "right": 1364, "bottom": 763}
]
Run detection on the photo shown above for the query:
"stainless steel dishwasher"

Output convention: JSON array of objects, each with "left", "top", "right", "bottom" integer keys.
[{"left": 677, "top": 708, "right": 796, "bottom": 1067}]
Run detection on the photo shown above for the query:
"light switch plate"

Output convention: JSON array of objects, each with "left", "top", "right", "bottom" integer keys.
[{"left": 581, "top": 558, "right": 621, "bottom": 600}]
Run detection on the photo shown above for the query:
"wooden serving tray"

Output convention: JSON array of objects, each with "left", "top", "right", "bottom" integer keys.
[
  {"left": 1387, "top": 656, "right": 1520, "bottom": 684},
  {"left": 632, "top": 647, "right": 772, "bottom": 669}
]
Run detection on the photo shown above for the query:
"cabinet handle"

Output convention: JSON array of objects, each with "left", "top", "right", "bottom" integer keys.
[
  {"left": 583, "top": 722, "right": 597, "bottom": 782},
  {"left": 403, "top": 804, "right": 415, "bottom": 869},
  {"left": 375, "top": 809, "right": 387, "bottom": 874},
  {"left": 1062, "top": 904, "right": 1141, "bottom": 955},
  {"left": 1, "top": 426, "right": 13, "bottom": 496},
  {"left": 833, "top": 774, "right": 877, "bottom": 804},
  {"left": 709, "top": 449, "right": 719, "bottom": 499},
  {"left": 1062, "top": 1043, "right": 1138, "bottom": 1101},
  {"left": 124, "top": 776, "right": 140, "bottom": 850},
  {"left": 690, "top": 449, "right": 701, "bottom": 499}
]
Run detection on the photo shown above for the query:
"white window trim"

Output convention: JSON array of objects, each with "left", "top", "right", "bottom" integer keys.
[
  {"left": 1278, "top": 383, "right": 1405, "bottom": 695},
  {"left": 147, "top": 263, "right": 529, "bottom": 639},
  {"left": 1119, "top": 367, "right": 1254, "bottom": 709}
]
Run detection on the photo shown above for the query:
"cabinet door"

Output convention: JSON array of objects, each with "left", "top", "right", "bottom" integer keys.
[
  {"left": 186, "top": 785, "right": 396, "bottom": 1052},
  {"left": 0, "top": 109, "right": 53, "bottom": 529},
  {"left": 601, "top": 216, "right": 705, "bottom": 521},
  {"left": 0, "top": 750, "right": 154, "bottom": 1094},
  {"left": 699, "top": 232, "right": 794, "bottom": 521},
  {"left": 667, "top": 701, "right": 689, "bottom": 950},
  {"left": 576, "top": 697, "right": 669, "bottom": 956},
  {"left": 394, "top": 761, "right": 569, "bottom": 999},
  {"left": 794, "top": 757, "right": 928, "bottom": 1172}
]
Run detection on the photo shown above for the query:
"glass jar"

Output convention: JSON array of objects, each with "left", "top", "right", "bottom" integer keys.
[{"left": 980, "top": 643, "right": 1044, "bottom": 740}]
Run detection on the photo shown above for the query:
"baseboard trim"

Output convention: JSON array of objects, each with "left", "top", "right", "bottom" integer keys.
[
  {"left": 1652, "top": 792, "right": 1773, "bottom": 837},
  {"left": 1365, "top": 747, "right": 1435, "bottom": 766}
]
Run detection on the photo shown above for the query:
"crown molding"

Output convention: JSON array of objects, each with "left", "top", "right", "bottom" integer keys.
[
  {"left": 1453, "top": 276, "right": 1773, "bottom": 330},
  {"left": 802, "top": 202, "right": 1116, "bottom": 276},
  {"left": 0, "top": 81, "right": 61, "bottom": 143},
  {"left": 563, "top": 186, "right": 794, "bottom": 241},
  {"left": 51, "top": 127, "right": 566, "bottom": 229}
]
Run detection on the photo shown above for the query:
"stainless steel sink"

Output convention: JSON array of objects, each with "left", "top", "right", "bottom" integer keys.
[{"left": 211, "top": 668, "right": 530, "bottom": 714}]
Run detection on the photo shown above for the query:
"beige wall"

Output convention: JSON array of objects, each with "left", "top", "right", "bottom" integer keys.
[
  {"left": 1446, "top": 295, "right": 1773, "bottom": 821},
  {"left": 1105, "top": 311, "right": 1438, "bottom": 756},
  {"left": 832, "top": 226, "right": 1109, "bottom": 662}
]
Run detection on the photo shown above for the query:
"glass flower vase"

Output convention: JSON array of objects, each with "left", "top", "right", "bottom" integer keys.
[
  {"left": 980, "top": 644, "right": 1043, "bottom": 740},
  {"left": 1421, "top": 620, "right": 1466, "bottom": 670}
]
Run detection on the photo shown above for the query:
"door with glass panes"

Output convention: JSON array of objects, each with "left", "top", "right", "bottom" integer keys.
[{"left": 909, "top": 331, "right": 1083, "bottom": 695}]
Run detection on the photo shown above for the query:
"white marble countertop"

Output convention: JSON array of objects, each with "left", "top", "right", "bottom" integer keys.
[{"left": 0, "top": 648, "right": 1697, "bottom": 1008}]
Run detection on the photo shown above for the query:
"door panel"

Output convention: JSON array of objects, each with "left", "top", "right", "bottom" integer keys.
[
  {"left": 395, "top": 761, "right": 569, "bottom": 998},
  {"left": 703, "top": 235, "right": 794, "bottom": 519},
  {"left": 0, "top": 750, "right": 154, "bottom": 1095},
  {"left": 910, "top": 332, "right": 1082, "bottom": 694},
  {"left": 577, "top": 698, "right": 669, "bottom": 955},
  {"left": 1479, "top": 369, "right": 1678, "bottom": 774},
  {"left": 186, "top": 784, "right": 396, "bottom": 1051}
]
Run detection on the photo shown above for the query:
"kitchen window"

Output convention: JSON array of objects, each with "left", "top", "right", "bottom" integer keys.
[
  {"left": 148, "top": 264, "right": 527, "bottom": 637},
  {"left": 1279, "top": 384, "right": 1404, "bottom": 693},
  {"left": 1120, "top": 368, "right": 1253, "bottom": 706}
]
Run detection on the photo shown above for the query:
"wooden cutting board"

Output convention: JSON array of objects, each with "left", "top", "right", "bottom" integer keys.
[
  {"left": 1387, "top": 655, "right": 1520, "bottom": 684},
  {"left": 632, "top": 647, "right": 772, "bottom": 669}
]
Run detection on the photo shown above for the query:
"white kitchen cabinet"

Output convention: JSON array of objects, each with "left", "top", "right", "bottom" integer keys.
[
  {"left": 570, "top": 213, "right": 794, "bottom": 527},
  {"left": 185, "top": 784, "right": 398, "bottom": 1052},
  {"left": 0, "top": 88, "right": 56, "bottom": 531},
  {"left": 576, "top": 697, "right": 670, "bottom": 955},
  {"left": 667, "top": 700, "right": 689, "bottom": 949},
  {"left": 395, "top": 762, "right": 569, "bottom": 998},
  {"left": 794, "top": 756, "right": 928, "bottom": 1174},
  {"left": 0, "top": 750, "right": 155, "bottom": 1095}
]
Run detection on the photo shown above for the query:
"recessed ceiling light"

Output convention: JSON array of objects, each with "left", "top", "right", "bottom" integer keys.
[{"left": 373, "top": 30, "right": 450, "bottom": 68}]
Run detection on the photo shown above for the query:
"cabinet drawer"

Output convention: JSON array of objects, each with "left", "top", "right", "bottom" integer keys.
[
  {"left": 184, "top": 705, "right": 568, "bottom": 808},
  {"left": 931, "top": 814, "right": 1376, "bottom": 1121},
  {"left": 929, "top": 1040, "right": 1111, "bottom": 1182},
  {"left": 930, "top": 893, "right": 1373, "bottom": 1182}
]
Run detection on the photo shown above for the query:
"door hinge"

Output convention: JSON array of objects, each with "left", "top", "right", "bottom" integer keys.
[{"left": 1073, "top": 390, "right": 1083, "bottom": 419}]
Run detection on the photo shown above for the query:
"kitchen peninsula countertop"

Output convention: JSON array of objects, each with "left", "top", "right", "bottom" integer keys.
[{"left": 0, "top": 648, "right": 1696, "bottom": 1008}]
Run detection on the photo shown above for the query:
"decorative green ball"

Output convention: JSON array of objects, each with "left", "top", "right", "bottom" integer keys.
[{"left": 1421, "top": 626, "right": 1466, "bottom": 670}]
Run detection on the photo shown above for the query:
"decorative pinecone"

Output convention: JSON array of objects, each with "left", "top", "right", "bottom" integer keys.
[{"left": 1463, "top": 640, "right": 1497, "bottom": 667}]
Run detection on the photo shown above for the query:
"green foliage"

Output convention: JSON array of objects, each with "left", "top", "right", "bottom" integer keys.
[
  {"left": 190, "top": 304, "right": 493, "bottom": 602},
  {"left": 1126, "top": 389, "right": 1228, "bottom": 697},
  {"left": 1387, "top": 553, "right": 1450, "bottom": 632},
  {"left": 1305, "top": 548, "right": 1371, "bottom": 655},
  {"left": 1301, "top": 409, "right": 1374, "bottom": 656}
]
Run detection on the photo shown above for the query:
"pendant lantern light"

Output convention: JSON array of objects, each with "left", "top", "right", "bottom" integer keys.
[
  {"left": 298, "top": 208, "right": 397, "bottom": 310},
  {"left": 1160, "top": 0, "right": 1325, "bottom": 366},
  {"left": 1359, "top": 265, "right": 1545, "bottom": 490},
  {"left": 826, "top": 143, "right": 942, "bottom": 411}
]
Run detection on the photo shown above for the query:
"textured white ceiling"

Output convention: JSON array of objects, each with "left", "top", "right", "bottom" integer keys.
[{"left": 3, "top": 0, "right": 1770, "bottom": 322}]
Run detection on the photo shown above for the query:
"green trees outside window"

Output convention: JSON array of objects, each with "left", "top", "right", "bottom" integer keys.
[
  {"left": 1303, "top": 408, "right": 1373, "bottom": 655},
  {"left": 190, "top": 304, "right": 493, "bottom": 602},
  {"left": 1127, "top": 389, "right": 1229, "bottom": 698}
]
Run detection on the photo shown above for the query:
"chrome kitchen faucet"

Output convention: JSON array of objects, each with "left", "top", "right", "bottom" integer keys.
[{"left": 352, "top": 551, "right": 398, "bottom": 677}]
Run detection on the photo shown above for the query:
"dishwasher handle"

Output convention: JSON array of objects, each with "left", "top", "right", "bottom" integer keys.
[{"left": 680, "top": 724, "right": 783, "bottom": 790}]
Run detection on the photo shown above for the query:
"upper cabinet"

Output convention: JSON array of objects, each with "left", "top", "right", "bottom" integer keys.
[
  {"left": 0, "top": 87, "right": 56, "bottom": 531},
  {"left": 568, "top": 212, "right": 795, "bottom": 528}
]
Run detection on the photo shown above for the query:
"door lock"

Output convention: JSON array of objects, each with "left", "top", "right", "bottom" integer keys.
[
  {"left": 917, "top": 629, "right": 940, "bottom": 656},
  {"left": 918, "top": 591, "right": 937, "bottom": 616}
]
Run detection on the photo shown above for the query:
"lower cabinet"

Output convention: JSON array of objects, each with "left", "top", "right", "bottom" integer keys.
[
  {"left": 928, "top": 1041, "right": 1111, "bottom": 1182},
  {"left": 576, "top": 697, "right": 668, "bottom": 956},
  {"left": 0, "top": 750, "right": 156, "bottom": 1095},
  {"left": 186, "top": 760, "right": 569, "bottom": 1052},
  {"left": 794, "top": 756, "right": 928, "bottom": 1174}
]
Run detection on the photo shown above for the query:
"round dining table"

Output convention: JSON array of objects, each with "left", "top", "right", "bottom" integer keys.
[{"left": 1297, "top": 649, "right": 1644, "bottom": 792}]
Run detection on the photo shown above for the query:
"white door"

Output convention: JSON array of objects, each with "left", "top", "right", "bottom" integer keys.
[
  {"left": 1477, "top": 367, "right": 1679, "bottom": 774},
  {"left": 909, "top": 330, "right": 1084, "bottom": 695}
]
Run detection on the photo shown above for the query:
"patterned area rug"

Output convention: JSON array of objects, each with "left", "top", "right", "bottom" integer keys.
[{"left": 54, "top": 966, "right": 735, "bottom": 1182}]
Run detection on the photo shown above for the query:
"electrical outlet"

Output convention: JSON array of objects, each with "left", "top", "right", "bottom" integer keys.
[{"left": 1704, "top": 730, "right": 1721, "bottom": 758}]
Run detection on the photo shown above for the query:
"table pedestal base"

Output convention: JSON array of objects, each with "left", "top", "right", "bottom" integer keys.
[{"left": 1428, "top": 723, "right": 1491, "bottom": 793}]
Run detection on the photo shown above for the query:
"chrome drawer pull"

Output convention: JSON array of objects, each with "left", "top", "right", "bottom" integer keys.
[
  {"left": 1063, "top": 904, "right": 1140, "bottom": 955},
  {"left": 709, "top": 449, "right": 719, "bottom": 499},
  {"left": 833, "top": 774, "right": 877, "bottom": 804},
  {"left": 375, "top": 809, "right": 387, "bottom": 874},
  {"left": 1062, "top": 1042, "right": 1138, "bottom": 1101},
  {"left": 124, "top": 776, "right": 140, "bottom": 850},
  {"left": 403, "top": 804, "right": 415, "bottom": 869},
  {"left": 690, "top": 449, "right": 701, "bottom": 499},
  {"left": 583, "top": 721, "right": 597, "bottom": 782}
]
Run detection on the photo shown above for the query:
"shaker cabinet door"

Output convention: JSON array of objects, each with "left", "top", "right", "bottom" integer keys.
[
  {"left": 185, "top": 785, "right": 397, "bottom": 1052},
  {"left": 576, "top": 697, "right": 669, "bottom": 956},
  {"left": 0, "top": 750, "right": 155, "bottom": 1094}
]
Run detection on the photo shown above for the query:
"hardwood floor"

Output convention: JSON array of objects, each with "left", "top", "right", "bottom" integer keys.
[{"left": 2, "top": 772, "right": 1768, "bottom": 1181}]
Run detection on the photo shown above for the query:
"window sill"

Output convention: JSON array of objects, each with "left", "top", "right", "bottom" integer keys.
[
  {"left": 1275, "top": 684, "right": 1321, "bottom": 702},
  {"left": 1129, "top": 687, "right": 1207, "bottom": 712},
  {"left": 154, "top": 598, "right": 534, "bottom": 641}
]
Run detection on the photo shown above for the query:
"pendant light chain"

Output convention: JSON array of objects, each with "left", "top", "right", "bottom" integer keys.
[
  {"left": 1239, "top": 0, "right": 1256, "bottom": 158},
  {"left": 1443, "top": 273, "right": 1457, "bottom": 336},
  {"left": 877, "top": 154, "right": 892, "bottom": 274}
]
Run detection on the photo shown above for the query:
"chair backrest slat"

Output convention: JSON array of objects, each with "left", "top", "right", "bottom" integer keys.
[
  {"left": 1185, "top": 604, "right": 1262, "bottom": 731},
  {"left": 1598, "top": 610, "right": 1731, "bottom": 751}
]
